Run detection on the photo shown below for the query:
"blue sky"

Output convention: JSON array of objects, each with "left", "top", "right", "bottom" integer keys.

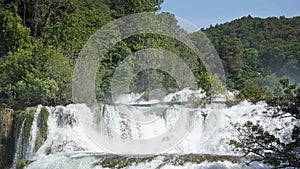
[{"left": 160, "top": 0, "right": 300, "bottom": 29}]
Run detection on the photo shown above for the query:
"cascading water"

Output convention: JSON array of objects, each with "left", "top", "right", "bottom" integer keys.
[
  {"left": 12, "top": 119, "right": 26, "bottom": 169},
  {"left": 10, "top": 89, "right": 295, "bottom": 168},
  {"left": 25, "top": 153, "right": 264, "bottom": 169},
  {"left": 25, "top": 106, "right": 42, "bottom": 160}
]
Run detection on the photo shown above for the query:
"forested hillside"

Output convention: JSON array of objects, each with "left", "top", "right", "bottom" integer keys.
[
  {"left": 0, "top": 0, "right": 165, "bottom": 108},
  {"left": 202, "top": 16, "right": 300, "bottom": 89},
  {"left": 0, "top": 0, "right": 299, "bottom": 109}
]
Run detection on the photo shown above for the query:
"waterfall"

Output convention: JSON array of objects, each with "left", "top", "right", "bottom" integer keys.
[
  {"left": 11, "top": 119, "right": 26, "bottom": 169},
  {"left": 10, "top": 89, "right": 297, "bottom": 168},
  {"left": 25, "top": 105, "right": 42, "bottom": 160}
]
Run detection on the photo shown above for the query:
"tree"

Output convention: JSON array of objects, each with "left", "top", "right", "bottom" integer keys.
[
  {"left": 0, "top": 9, "right": 31, "bottom": 56},
  {"left": 238, "top": 80, "right": 268, "bottom": 103},
  {"left": 214, "top": 35, "right": 243, "bottom": 88},
  {"left": 105, "top": 0, "right": 163, "bottom": 18},
  {"left": 240, "top": 48, "right": 262, "bottom": 79},
  {"left": 0, "top": 41, "right": 72, "bottom": 108},
  {"left": 203, "top": 16, "right": 300, "bottom": 89},
  {"left": 42, "top": 0, "right": 112, "bottom": 60},
  {"left": 230, "top": 79, "right": 300, "bottom": 168},
  {"left": 10, "top": 0, "right": 79, "bottom": 37}
]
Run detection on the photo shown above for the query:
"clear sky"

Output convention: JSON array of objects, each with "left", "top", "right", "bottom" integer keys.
[{"left": 160, "top": 0, "right": 300, "bottom": 29}]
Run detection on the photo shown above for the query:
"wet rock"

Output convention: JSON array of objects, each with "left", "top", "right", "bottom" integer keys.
[{"left": 0, "top": 108, "right": 15, "bottom": 169}]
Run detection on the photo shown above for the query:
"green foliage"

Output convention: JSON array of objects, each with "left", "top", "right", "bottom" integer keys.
[
  {"left": 0, "top": 9, "right": 31, "bottom": 56},
  {"left": 204, "top": 16, "right": 300, "bottom": 89},
  {"left": 0, "top": 42, "right": 72, "bottom": 108},
  {"left": 0, "top": 0, "right": 298, "bottom": 111},
  {"left": 239, "top": 81, "right": 269, "bottom": 103},
  {"left": 96, "top": 28, "right": 207, "bottom": 101},
  {"left": 96, "top": 41, "right": 132, "bottom": 101},
  {"left": 35, "top": 107, "right": 49, "bottom": 151},
  {"left": 232, "top": 74, "right": 279, "bottom": 105},
  {"left": 0, "top": 0, "right": 298, "bottom": 108},
  {"left": 261, "top": 43, "right": 300, "bottom": 82},
  {"left": 22, "top": 108, "right": 35, "bottom": 143},
  {"left": 202, "top": 34, "right": 243, "bottom": 88},
  {"left": 231, "top": 79, "right": 300, "bottom": 168},
  {"left": 196, "top": 73, "right": 212, "bottom": 97},
  {"left": 218, "top": 35, "right": 243, "bottom": 83},
  {"left": 42, "top": 0, "right": 112, "bottom": 60},
  {"left": 0, "top": 0, "right": 165, "bottom": 107},
  {"left": 239, "top": 48, "right": 262, "bottom": 82},
  {"left": 106, "top": 0, "right": 163, "bottom": 18},
  {"left": 266, "top": 79, "right": 300, "bottom": 119}
]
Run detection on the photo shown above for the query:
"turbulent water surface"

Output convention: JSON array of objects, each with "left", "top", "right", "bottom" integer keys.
[{"left": 11, "top": 89, "right": 294, "bottom": 169}]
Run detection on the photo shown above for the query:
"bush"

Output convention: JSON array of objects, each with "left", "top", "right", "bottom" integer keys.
[
  {"left": 0, "top": 42, "right": 72, "bottom": 109},
  {"left": 239, "top": 80, "right": 269, "bottom": 103},
  {"left": 231, "top": 79, "right": 300, "bottom": 168}
]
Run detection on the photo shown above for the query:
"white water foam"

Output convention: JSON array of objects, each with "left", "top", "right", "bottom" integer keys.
[
  {"left": 25, "top": 105, "right": 42, "bottom": 160},
  {"left": 20, "top": 89, "right": 296, "bottom": 168},
  {"left": 12, "top": 119, "right": 26, "bottom": 169}
]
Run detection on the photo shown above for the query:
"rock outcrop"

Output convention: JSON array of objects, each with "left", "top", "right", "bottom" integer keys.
[{"left": 0, "top": 108, "right": 15, "bottom": 169}]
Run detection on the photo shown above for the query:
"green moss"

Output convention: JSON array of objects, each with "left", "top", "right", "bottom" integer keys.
[
  {"left": 160, "top": 154, "right": 241, "bottom": 167},
  {"left": 0, "top": 108, "right": 35, "bottom": 169},
  {"left": 22, "top": 108, "right": 35, "bottom": 142},
  {"left": 92, "top": 154, "right": 242, "bottom": 168},
  {"left": 1, "top": 108, "right": 35, "bottom": 169},
  {"left": 74, "top": 146, "right": 85, "bottom": 151},
  {"left": 35, "top": 107, "right": 49, "bottom": 151},
  {"left": 16, "top": 159, "right": 33, "bottom": 169},
  {"left": 93, "top": 155, "right": 156, "bottom": 168}
]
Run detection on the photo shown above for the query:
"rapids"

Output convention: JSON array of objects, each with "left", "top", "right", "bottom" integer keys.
[{"left": 11, "top": 89, "right": 294, "bottom": 169}]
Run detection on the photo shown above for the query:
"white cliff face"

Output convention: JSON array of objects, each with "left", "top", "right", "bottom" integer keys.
[{"left": 11, "top": 89, "right": 295, "bottom": 168}]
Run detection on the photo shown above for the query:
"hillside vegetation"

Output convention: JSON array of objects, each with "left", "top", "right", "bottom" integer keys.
[{"left": 0, "top": 1, "right": 299, "bottom": 107}]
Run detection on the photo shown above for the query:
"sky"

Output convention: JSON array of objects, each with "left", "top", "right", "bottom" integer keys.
[{"left": 160, "top": 0, "right": 300, "bottom": 29}]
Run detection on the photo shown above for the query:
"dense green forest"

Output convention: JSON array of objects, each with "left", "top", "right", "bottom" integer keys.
[
  {"left": 203, "top": 16, "right": 300, "bottom": 89},
  {"left": 0, "top": 0, "right": 299, "bottom": 108},
  {"left": 0, "top": 0, "right": 164, "bottom": 108}
]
